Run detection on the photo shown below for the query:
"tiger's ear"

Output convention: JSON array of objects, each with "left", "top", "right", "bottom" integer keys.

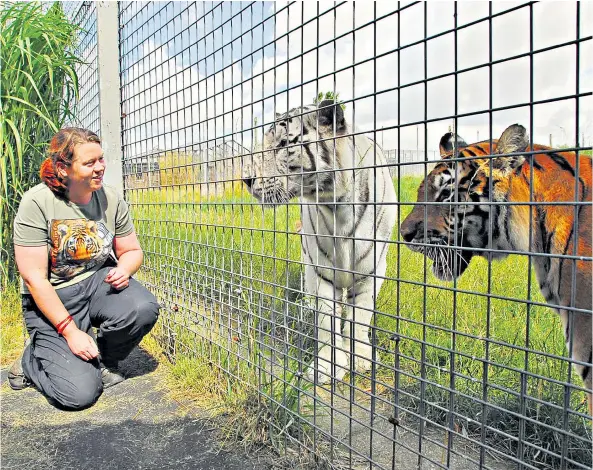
[
  {"left": 317, "top": 99, "right": 346, "bottom": 131},
  {"left": 493, "top": 124, "right": 528, "bottom": 169},
  {"left": 86, "top": 220, "right": 98, "bottom": 233},
  {"left": 439, "top": 132, "right": 468, "bottom": 156}
]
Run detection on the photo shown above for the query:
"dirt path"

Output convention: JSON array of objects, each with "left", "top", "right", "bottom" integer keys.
[{"left": 0, "top": 347, "right": 269, "bottom": 470}]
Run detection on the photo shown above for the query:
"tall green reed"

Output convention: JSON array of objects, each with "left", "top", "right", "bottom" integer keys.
[{"left": 0, "top": 1, "right": 81, "bottom": 285}]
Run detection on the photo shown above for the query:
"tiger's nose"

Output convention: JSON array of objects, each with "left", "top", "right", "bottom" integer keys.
[{"left": 400, "top": 217, "right": 420, "bottom": 242}]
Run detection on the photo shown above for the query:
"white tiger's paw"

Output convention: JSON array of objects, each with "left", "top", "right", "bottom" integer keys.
[
  {"left": 306, "top": 346, "right": 348, "bottom": 384},
  {"left": 350, "top": 341, "right": 374, "bottom": 372}
]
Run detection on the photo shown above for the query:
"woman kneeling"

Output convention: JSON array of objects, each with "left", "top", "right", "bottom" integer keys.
[{"left": 9, "top": 128, "right": 160, "bottom": 411}]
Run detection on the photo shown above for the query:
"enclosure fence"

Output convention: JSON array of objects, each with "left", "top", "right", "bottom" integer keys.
[
  {"left": 63, "top": 0, "right": 100, "bottom": 134},
  {"left": 71, "top": 1, "right": 593, "bottom": 468}
]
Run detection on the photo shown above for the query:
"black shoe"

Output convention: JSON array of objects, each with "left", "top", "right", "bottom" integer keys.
[
  {"left": 101, "top": 365, "right": 125, "bottom": 389},
  {"left": 8, "top": 340, "right": 31, "bottom": 391}
]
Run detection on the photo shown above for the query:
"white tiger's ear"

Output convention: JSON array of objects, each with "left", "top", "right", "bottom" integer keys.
[
  {"left": 439, "top": 132, "right": 468, "bottom": 156},
  {"left": 493, "top": 124, "right": 528, "bottom": 170},
  {"left": 317, "top": 99, "right": 345, "bottom": 131}
]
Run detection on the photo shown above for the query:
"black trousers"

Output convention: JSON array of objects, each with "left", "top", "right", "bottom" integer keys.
[{"left": 21, "top": 265, "right": 160, "bottom": 410}]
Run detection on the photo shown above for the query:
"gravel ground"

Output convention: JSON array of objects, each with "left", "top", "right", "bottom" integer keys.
[{"left": 0, "top": 347, "right": 270, "bottom": 470}]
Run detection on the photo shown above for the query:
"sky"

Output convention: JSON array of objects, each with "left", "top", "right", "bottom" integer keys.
[{"left": 96, "top": 1, "right": 593, "bottom": 158}]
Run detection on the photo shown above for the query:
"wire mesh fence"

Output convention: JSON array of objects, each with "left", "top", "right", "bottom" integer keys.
[
  {"left": 114, "top": 1, "right": 593, "bottom": 468},
  {"left": 63, "top": 0, "right": 100, "bottom": 133}
]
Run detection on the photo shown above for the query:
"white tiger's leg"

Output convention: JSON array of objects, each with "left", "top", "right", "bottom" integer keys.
[
  {"left": 342, "top": 254, "right": 387, "bottom": 373},
  {"left": 304, "top": 264, "right": 348, "bottom": 384}
]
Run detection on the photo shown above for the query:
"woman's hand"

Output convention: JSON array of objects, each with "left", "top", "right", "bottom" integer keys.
[
  {"left": 104, "top": 266, "right": 130, "bottom": 290},
  {"left": 15, "top": 245, "right": 99, "bottom": 361},
  {"left": 61, "top": 322, "right": 99, "bottom": 361}
]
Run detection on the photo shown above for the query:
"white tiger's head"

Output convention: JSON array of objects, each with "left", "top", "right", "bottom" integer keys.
[{"left": 242, "top": 100, "right": 347, "bottom": 206}]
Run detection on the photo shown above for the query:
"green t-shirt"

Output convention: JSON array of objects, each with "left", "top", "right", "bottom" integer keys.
[{"left": 13, "top": 183, "right": 135, "bottom": 293}]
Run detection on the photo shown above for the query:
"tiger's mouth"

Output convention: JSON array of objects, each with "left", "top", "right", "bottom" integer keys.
[
  {"left": 249, "top": 187, "right": 294, "bottom": 208},
  {"left": 407, "top": 238, "right": 473, "bottom": 281}
]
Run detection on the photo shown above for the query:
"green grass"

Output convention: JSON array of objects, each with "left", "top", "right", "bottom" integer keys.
[
  {"left": 128, "top": 177, "right": 569, "bottom": 397},
  {"left": 0, "top": 282, "right": 25, "bottom": 367},
  {"left": 128, "top": 176, "right": 591, "bottom": 467}
]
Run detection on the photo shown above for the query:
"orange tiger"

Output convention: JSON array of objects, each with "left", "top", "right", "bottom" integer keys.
[{"left": 400, "top": 124, "right": 592, "bottom": 414}]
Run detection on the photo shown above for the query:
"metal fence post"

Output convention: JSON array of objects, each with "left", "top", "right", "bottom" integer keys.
[{"left": 96, "top": 1, "right": 122, "bottom": 193}]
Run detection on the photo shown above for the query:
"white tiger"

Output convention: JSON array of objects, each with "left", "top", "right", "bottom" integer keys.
[{"left": 243, "top": 100, "right": 397, "bottom": 384}]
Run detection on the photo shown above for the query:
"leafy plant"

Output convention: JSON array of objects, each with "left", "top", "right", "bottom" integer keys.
[
  {"left": 313, "top": 91, "right": 346, "bottom": 110},
  {"left": 0, "top": 1, "right": 81, "bottom": 285}
]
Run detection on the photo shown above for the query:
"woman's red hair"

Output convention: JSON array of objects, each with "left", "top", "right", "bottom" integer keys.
[{"left": 40, "top": 128, "right": 101, "bottom": 198}]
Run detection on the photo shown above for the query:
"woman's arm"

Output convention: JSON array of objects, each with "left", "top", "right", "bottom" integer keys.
[
  {"left": 104, "top": 231, "right": 143, "bottom": 290},
  {"left": 14, "top": 245, "right": 99, "bottom": 361}
]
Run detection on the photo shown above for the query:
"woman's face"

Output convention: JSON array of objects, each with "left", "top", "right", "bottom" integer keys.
[{"left": 64, "top": 142, "right": 106, "bottom": 194}]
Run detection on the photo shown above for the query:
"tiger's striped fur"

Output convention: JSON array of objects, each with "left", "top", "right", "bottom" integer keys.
[
  {"left": 243, "top": 100, "right": 397, "bottom": 383},
  {"left": 400, "top": 124, "right": 592, "bottom": 412}
]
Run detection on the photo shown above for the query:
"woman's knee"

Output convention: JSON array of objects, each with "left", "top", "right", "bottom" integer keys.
[
  {"left": 135, "top": 299, "right": 160, "bottom": 331},
  {"left": 50, "top": 371, "right": 103, "bottom": 411}
]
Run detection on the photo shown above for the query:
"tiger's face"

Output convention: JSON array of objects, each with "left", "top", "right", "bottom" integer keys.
[
  {"left": 60, "top": 221, "right": 101, "bottom": 262},
  {"left": 242, "top": 100, "right": 346, "bottom": 206},
  {"left": 52, "top": 220, "right": 103, "bottom": 265},
  {"left": 400, "top": 124, "right": 528, "bottom": 281},
  {"left": 400, "top": 159, "right": 478, "bottom": 281},
  {"left": 49, "top": 218, "right": 113, "bottom": 279}
]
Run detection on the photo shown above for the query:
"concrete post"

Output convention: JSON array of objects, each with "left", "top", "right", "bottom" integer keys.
[{"left": 96, "top": 1, "right": 123, "bottom": 193}]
